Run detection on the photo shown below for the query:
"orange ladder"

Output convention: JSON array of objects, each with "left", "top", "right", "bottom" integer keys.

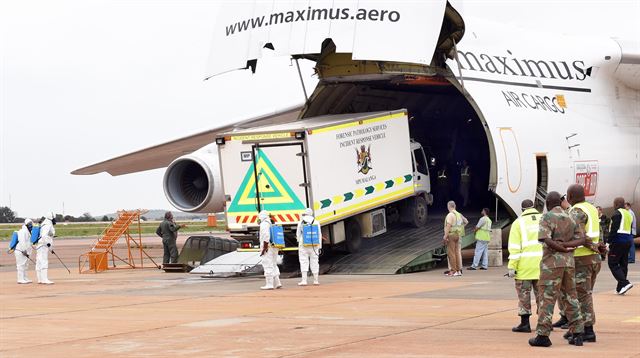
[{"left": 79, "top": 209, "right": 159, "bottom": 273}]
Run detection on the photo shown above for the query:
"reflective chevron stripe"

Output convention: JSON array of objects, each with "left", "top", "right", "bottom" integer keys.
[{"left": 316, "top": 174, "right": 412, "bottom": 210}]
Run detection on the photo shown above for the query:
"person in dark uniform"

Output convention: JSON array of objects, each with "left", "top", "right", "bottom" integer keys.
[
  {"left": 436, "top": 166, "right": 449, "bottom": 207},
  {"left": 156, "top": 212, "right": 185, "bottom": 266},
  {"left": 597, "top": 206, "right": 610, "bottom": 244},
  {"left": 459, "top": 160, "right": 471, "bottom": 208},
  {"left": 607, "top": 198, "right": 634, "bottom": 294}
]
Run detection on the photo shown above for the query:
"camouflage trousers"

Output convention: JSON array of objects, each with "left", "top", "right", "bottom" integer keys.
[
  {"left": 558, "top": 261, "right": 601, "bottom": 326},
  {"left": 536, "top": 266, "right": 584, "bottom": 336},
  {"left": 515, "top": 279, "right": 539, "bottom": 316}
]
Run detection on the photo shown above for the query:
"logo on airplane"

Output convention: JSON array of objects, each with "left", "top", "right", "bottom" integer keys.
[
  {"left": 501, "top": 90, "right": 566, "bottom": 114},
  {"left": 457, "top": 50, "right": 591, "bottom": 81}
]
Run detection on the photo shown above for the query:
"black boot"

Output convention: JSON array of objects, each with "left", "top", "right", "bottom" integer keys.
[
  {"left": 568, "top": 332, "right": 584, "bottom": 346},
  {"left": 583, "top": 326, "right": 596, "bottom": 342},
  {"left": 512, "top": 315, "right": 532, "bottom": 333},
  {"left": 563, "top": 331, "right": 571, "bottom": 340},
  {"left": 552, "top": 315, "right": 568, "bottom": 328},
  {"left": 529, "top": 335, "right": 552, "bottom": 347}
]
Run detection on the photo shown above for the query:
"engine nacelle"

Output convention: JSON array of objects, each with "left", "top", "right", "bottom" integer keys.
[{"left": 163, "top": 144, "right": 224, "bottom": 213}]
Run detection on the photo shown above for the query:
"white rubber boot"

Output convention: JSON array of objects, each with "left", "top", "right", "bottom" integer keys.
[
  {"left": 39, "top": 269, "right": 54, "bottom": 285},
  {"left": 298, "top": 272, "right": 308, "bottom": 286},
  {"left": 22, "top": 269, "right": 32, "bottom": 284},
  {"left": 313, "top": 272, "right": 320, "bottom": 285},
  {"left": 17, "top": 269, "right": 29, "bottom": 284},
  {"left": 274, "top": 276, "right": 283, "bottom": 289},
  {"left": 260, "top": 276, "right": 274, "bottom": 290}
]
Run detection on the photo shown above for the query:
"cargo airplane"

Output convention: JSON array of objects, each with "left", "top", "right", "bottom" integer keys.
[{"left": 73, "top": 1, "right": 640, "bottom": 241}]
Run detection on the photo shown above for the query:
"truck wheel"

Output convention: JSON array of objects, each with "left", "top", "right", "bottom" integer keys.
[
  {"left": 407, "top": 196, "right": 428, "bottom": 228},
  {"left": 345, "top": 219, "right": 362, "bottom": 253}
]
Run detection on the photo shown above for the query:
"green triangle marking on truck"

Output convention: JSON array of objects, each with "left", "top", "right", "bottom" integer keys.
[{"left": 228, "top": 149, "right": 305, "bottom": 213}]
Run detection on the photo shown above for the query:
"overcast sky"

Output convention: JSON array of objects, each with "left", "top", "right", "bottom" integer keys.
[{"left": 1, "top": 0, "right": 638, "bottom": 219}]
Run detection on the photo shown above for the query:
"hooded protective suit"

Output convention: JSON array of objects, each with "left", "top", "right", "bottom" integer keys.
[
  {"left": 36, "top": 212, "right": 56, "bottom": 284},
  {"left": 296, "top": 208, "right": 322, "bottom": 285},
  {"left": 259, "top": 211, "right": 281, "bottom": 289},
  {"left": 14, "top": 219, "right": 33, "bottom": 284}
]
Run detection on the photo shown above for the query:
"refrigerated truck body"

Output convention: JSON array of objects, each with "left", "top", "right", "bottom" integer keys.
[{"left": 216, "top": 109, "right": 431, "bottom": 252}]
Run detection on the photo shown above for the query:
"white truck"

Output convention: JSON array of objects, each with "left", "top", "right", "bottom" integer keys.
[{"left": 216, "top": 109, "right": 432, "bottom": 253}]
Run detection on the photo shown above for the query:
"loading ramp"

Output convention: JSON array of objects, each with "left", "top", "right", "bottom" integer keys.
[{"left": 328, "top": 216, "right": 510, "bottom": 275}]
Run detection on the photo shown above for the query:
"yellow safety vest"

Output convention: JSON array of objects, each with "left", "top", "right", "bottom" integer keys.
[
  {"left": 572, "top": 202, "right": 600, "bottom": 257},
  {"left": 461, "top": 166, "right": 470, "bottom": 181},
  {"left": 475, "top": 216, "right": 492, "bottom": 241},
  {"left": 446, "top": 211, "right": 465, "bottom": 236},
  {"left": 507, "top": 208, "right": 542, "bottom": 280},
  {"left": 618, "top": 208, "right": 633, "bottom": 234}
]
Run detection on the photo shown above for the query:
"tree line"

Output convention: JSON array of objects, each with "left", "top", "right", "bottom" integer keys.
[{"left": 0, "top": 206, "right": 118, "bottom": 223}]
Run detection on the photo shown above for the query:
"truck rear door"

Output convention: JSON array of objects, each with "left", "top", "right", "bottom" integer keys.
[
  {"left": 225, "top": 141, "right": 308, "bottom": 229},
  {"left": 252, "top": 143, "right": 308, "bottom": 224}
]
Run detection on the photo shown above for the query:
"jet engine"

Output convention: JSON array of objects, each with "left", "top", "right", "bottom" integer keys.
[{"left": 163, "top": 144, "right": 224, "bottom": 213}]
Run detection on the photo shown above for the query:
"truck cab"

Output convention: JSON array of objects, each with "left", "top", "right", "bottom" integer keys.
[{"left": 410, "top": 140, "right": 431, "bottom": 199}]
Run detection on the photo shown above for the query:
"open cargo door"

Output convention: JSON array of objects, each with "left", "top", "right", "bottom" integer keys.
[{"left": 206, "top": 0, "right": 449, "bottom": 78}]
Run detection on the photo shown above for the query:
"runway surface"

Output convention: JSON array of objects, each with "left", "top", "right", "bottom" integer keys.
[{"left": 1, "top": 237, "right": 639, "bottom": 357}]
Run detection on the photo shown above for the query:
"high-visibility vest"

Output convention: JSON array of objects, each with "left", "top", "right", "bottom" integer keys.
[
  {"left": 446, "top": 211, "right": 465, "bottom": 236},
  {"left": 618, "top": 208, "right": 633, "bottom": 234},
  {"left": 475, "top": 217, "right": 492, "bottom": 241},
  {"left": 461, "top": 166, "right": 470, "bottom": 181},
  {"left": 507, "top": 208, "right": 542, "bottom": 280},
  {"left": 572, "top": 202, "right": 600, "bottom": 257}
]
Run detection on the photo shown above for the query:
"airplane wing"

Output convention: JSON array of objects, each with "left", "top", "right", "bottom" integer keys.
[{"left": 71, "top": 104, "right": 303, "bottom": 176}]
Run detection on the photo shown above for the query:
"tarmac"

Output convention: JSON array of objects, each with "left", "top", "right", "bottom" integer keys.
[{"left": 1, "top": 236, "right": 639, "bottom": 357}]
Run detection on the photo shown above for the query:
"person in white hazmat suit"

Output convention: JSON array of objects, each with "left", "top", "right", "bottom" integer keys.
[
  {"left": 36, "top": 212, "right": 56, "bottom": 284},
  {"left": 13, "top": 219, "right": 34, "bottom": 284},
  {"left": 258, "top": 210, "right": 282, "bottom": 290},
  {"left": 296, "top": 208, "right": 322, "bottom": 286}
]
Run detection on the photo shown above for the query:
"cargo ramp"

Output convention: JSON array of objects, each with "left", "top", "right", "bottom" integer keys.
[{"left": 328, "top": 216, "right": 509, "bottom": 275}]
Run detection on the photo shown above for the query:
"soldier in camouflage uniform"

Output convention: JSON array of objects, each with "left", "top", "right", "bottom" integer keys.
[
  {"left": 555, "top": 185, "right": 604, "bottom": 343},
  {"left": 529, "top": 191, "right": 586, "bottom": 347}
]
